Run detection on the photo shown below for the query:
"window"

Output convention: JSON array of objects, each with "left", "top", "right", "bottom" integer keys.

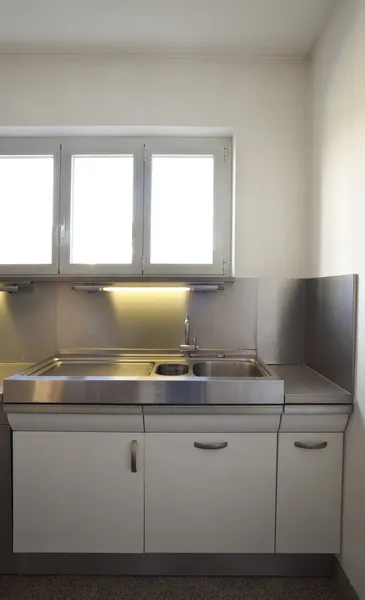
[
  {"left": 150, "top": 155, "right": 214, "bottom": 265},
  {"left": 59, "top": 139, "right": 144, "bottom": 275},
  {"left": 144, "top": 138, "right": 232, "bottom": 275},
  {"left": 0, "top": 139, "right": 59, "bottom": 275},
  {"left": 70, "top": 155, "right": 134, "bottom": 265},
  {"left": 0, "top": 136, "right": 232, "bottom": 277}
]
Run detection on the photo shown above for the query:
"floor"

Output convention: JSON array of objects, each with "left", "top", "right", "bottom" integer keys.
[{"left": 0, "top": 576, "right": 346, "bottom": 600}]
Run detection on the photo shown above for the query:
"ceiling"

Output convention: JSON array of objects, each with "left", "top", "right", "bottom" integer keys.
[{"left": 0, "top": 0, "right": 338, "bottom": 56}]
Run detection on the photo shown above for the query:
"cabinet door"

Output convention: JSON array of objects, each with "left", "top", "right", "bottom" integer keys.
[
  {"left": 13, "top": 432, "right": 144, "bottom": 553},
  {"left": 276, "top": 433, "right": 343, "bottom": 553},
  {"left": 145, "top": 433, "right": 276, "bottom": 553}
]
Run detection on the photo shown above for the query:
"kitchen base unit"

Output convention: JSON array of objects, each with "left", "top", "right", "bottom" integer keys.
[
  {"left": 6, "top": 403, "right": 349, "bottom": 573},
  {"left": 276, "top": 432, "right": 343, "bottom": 554},
  {"left": 145, "top": 433, "right": 277, "bottom": 553},
  {"left": 13, "top": 431, "right": 144, "bottom": 553}
]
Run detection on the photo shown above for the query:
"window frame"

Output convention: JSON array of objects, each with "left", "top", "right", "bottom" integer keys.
[
  {"left": 143, "top": 137, "right": 232, "bottom": 276},
  {"left": 59, "top": 138, "right": 144, "bottom": 275},
  {"left": 0, "top": 138, "right": 60, "bottom": 275}
]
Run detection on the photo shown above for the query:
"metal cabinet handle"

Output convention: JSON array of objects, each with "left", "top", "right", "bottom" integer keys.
[
  {"left": 194, "top": 442, "right": 228, "bottom": 450},
  {"left": 130, "top": 440, "right": 138, "bottom": 472},
  {"left": 294, "top": 441, "right": 328, "bottom": 450}
]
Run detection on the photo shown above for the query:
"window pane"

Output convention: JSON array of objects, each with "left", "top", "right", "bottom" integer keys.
[
  {"left": 150, "top": 155, "right": 214, "bottom": 264},
  {"left": 71, "top": 155, "right": 134, "bottom": 265},
  {"left": 0, "top": 156, "right": 54, "bottom": 264}
]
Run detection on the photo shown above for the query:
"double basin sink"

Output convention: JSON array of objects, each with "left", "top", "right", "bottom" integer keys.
[
  {"left": 157, "top": 360, "right": 266, "bottom": 378},
  {"left": 3, "top": 352, "right": 284, "bottom": 406}
]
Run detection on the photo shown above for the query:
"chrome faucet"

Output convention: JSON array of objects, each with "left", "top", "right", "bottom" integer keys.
[{"left": 180, "top": 316, "right": 199, "bottom": 354}]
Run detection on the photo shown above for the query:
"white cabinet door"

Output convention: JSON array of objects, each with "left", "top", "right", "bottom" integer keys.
[
  {"left": 276, "top": 433, "right": 343, "bottom": 554},
  {"left": 145, "top": 433, "right": 277, "bottom": 553},
  {"left": 13, "top": 432, "right": 144, "bottom": 553}
]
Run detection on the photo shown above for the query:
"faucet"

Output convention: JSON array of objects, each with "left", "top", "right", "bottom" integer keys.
[{"left": 180, "top": 316, "right": 199, "bottom": 355}]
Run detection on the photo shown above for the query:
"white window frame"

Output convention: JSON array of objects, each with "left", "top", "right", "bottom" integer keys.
[
  {"left": 59, "top": 138, "right": 144, "bottom": 276},
  {"left": 143, "top": 137, "right": 232, "bottom": 276},
  {"left": 0, "top": 138, "right": 60, "bottom": 276}
]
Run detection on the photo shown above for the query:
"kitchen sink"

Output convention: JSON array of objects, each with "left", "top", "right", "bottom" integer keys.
[
  {"left": 193, "top": 360, "right": 267, "bottom": 378},
  {"left": 156, "top": 363, "right": 189, "bottom": 376},
  {"left": 3, "top": 350, "right": 284, "bottom": 406}
]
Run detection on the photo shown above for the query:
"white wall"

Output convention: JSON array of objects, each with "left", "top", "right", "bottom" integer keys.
[
  {"left": 0, "top": 55, "right": 309, "bottom": 277},
  {"left": 312, "top": 1, "right": 365, "bottom": 597}
]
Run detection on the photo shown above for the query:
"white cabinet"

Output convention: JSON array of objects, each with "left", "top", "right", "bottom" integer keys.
[
  {"left": 145, "top": 433, "right": 277, "bottom": 553},
  {"left": 11, "top": 427, "right": 344, "bottom": 556},
  {"left": 276, "top": 433, "right": 343, "bottom": 554},
  {"left": 13, "top": 432, "right": 144, "bottom": 553}
]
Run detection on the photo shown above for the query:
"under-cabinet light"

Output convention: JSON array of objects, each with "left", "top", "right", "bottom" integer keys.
[
  {"left": 102, "top": 286, "right": 190, "bottom": 293},
  {"left": 0, "top": 282, "right": 33, "bottom": 293},
  {"left": 0, "top": 285, "right": 19, "bottom": 293},
  {"left": 72, "top": 284, "right": 221, "bottom": 293}
]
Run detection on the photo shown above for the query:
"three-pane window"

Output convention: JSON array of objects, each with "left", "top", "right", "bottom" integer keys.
[{"left": 0, "top": 137, "right": 232, "bottom": 277}]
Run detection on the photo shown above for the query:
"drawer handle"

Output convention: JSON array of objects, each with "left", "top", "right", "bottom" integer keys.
[
  {"left": 130, "top": 440, "right": 138, "bottom": 472},
  {"left": 194, "top": 442, "right": 228, "bottom": 450},
  {"left": 294, "top": 441, "right": 328, "bottom": 450}
]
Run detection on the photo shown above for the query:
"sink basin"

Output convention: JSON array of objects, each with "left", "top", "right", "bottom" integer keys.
[
  {"left": 193, "top": 360, "right": 266, "bottom": 378},
  {"left": 156, "top": 363, "right": 189, "bottom": 376}
]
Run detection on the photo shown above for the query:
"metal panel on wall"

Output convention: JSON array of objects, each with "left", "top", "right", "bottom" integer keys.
[
  {"left": 56, "top": 280, "right": 259, "bottom": 352},
  {"left": 257, "top": 278, "right": 305, "bottom": 364},
  {"left": 0, "top": 283, "right": 56, "bottom": 362},
  {"left": 56, "top": 283, "right": 188, "bottom": 350},
  {"left": 305, "top": 275, "right": 357, "bottom": 394},
  {"left": 188, "top": 279, "right": 258, "bottom": 350}
]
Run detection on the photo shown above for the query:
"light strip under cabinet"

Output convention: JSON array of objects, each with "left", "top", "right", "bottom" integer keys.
[
  {"left": 0, "top": 282, "right": 33, "bottom": 293},
  {"left": 72, "top": 284, "right": 223, "bottom": 293}
]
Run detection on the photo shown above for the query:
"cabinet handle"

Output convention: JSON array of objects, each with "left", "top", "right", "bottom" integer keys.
[
  {"left": 294, "top": 441, "right": 328, "bottom": 450},
  {"left": 194, "top": 442, "right": 228, "bottom": 450},
  {"left": 130, "top": 440, "right": 138, "bottom": 472}
]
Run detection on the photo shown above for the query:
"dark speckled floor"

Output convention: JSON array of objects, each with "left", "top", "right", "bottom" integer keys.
[{"left": 0, "top": 576, "right": 344, "bottom": 600}]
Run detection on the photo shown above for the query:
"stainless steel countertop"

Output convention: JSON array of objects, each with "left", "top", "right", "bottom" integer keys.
[
  {"left": 270, "top": 364, "right": 352, "bottom": 405},
  {"left": 0, "top": 363, "right": 33, "bottom": 396},
  {"left": 0, "top": 356, "right": 353, "bottom": 410},
  {"left": 0, "top": 363, "right": 33, "bottom": 424}
]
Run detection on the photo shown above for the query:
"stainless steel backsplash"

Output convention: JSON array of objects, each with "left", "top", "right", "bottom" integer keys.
[
  {"left": 304, "top": 275, "right": 357, "bottom": 394},
  {"left": 0, "top": 276, "right": 357, "bottom": 393},
  {"left": 0, "top": 284, "right": 57, "bottom": 362},
  {"left": 257, "top": 278, "right": 305, "bottom": 364}
]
